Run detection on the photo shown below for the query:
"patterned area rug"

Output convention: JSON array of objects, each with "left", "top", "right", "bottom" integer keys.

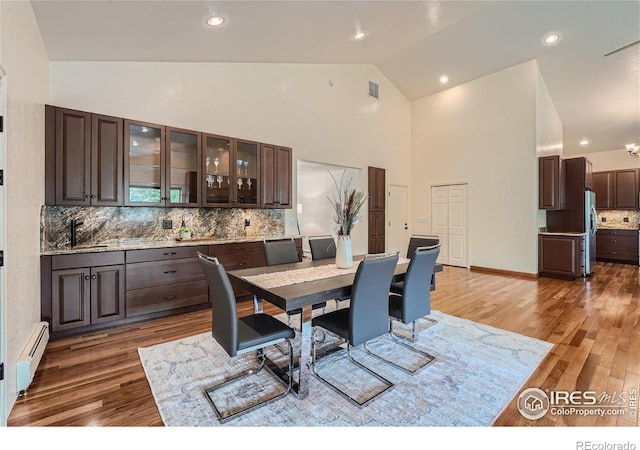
[{"left": 138, "top": 311, "right": 553, "bottom": 426}]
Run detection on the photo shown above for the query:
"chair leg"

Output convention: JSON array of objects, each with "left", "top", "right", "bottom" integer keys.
[
  {"left": 389, "top": 316, "right": 438, "bottom": 342},
  {"left": 361, "top": 325, "right": 435, "bottom": 375},
  {"left": 310, "top": 329, "right": 394, "bottom": 408},
  {"left": 204, "top": 339, "right": 293, "bottom": 423}
]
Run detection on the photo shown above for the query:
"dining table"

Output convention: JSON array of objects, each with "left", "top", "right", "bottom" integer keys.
[{"left": 227, "top": 254, "right": 443, "bottom": 400}]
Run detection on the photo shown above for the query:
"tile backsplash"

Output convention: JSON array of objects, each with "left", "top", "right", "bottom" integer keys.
[
  {"left": 41, "top": 206, "right": 285, "bottom": 250},
  {"left": 597, "top": 210, "right": 640, "bottom": 229}
]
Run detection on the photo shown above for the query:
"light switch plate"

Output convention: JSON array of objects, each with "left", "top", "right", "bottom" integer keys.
[{"left": 286, "top": 218, "right": 294, "bottom": 226}]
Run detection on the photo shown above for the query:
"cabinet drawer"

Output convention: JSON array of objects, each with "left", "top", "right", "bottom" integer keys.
[
  {"left": 126, "top": 280, "right": 208, "bottom": 317},
  {"left": 597, "top": 229, "right": 638, "bottom": 237},
  {"left": 52, "top": 251, "right": 125, "bottom": 270},
  {"left": 126, "top": 258, "right": 205, "bottom": 290},
  {"left": 126, "top": 246, "right": 208, "bottom": 263},
  {"left": 598, "top": 234, "right": 638, "bottom": 249},
  {"left": 209, "top": 241, "right": 264, "bottom": 256},
  {"left": 216, "top": 252, "right": 266, "bottom": 270}
]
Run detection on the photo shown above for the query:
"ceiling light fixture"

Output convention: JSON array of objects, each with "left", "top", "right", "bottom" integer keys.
[
  {"left": 579, "top": 139, "right": 589, "bottom": 146},
  {"left": 626, "top": 143, "right": 639, "bottom": 158},
  {"left": 544, "top": 33, "right": 560, "bottom": 45},
  {"left": 439, "top": 75, "right": 449, "bottom": 84},
  {"left": 353, "top": 31, "right": 366, "bottom": 40},
  {"left": 206, "top": 15, "right": 225, "bottom": 27}
]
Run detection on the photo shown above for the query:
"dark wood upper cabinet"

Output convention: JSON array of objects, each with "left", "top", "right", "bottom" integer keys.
[
  {"left": 593, "top": 171, "right": 614, "bottom": 209},
  {"left": 613, "top": 169, "right": 639, "bottom": 209},
  {"left": 47, "top": 104, "right": 292, "bottom": 210},
  {"left": 47, "top": 106, "right": 123, "bottom": 206},
  {"left": 54, "top": 108, "right": 91, "bottom": 206},
  {"left": 538, "top": 155, "right": 564, "bottom": 210},
  {"left": 92, "top": 114, "right": 123, "bottom": 206},
  {"left": 593, "top": 169, "right": 639, "bottom": 210},
  {"left": 261, "top": 145, "right": 291, "bottom": 209}
]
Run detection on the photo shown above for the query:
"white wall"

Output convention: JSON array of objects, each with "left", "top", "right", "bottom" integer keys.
[
  {"left": 411, "top": 61, "right": 539, "bottom": 274},
  {"left": 535, "top": 63, "right": 564, "bottom": 230},
  {"left": 297, "top": 162, "right": 362, "bottom": 255},
  {"left": 568, "top": 148, "right": 639, "bottom": 172},
  {"left": 50, "top": 61, "right": 412, "bottom": 242},
  {"left": 0, "top": 0, "right": 49, "bottom": 418}
]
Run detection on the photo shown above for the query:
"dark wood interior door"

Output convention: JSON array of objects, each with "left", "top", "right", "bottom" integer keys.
[{"left": 368, "top": 166, "right": 386, "bottom": 253}]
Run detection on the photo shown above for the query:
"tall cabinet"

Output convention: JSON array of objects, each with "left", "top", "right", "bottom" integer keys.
[{"left": 261, "top": 145, "right": 292, "bottom": 209}]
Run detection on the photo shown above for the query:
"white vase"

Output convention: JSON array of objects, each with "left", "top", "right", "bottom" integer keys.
[
  {"left": 336, "top": 235, "right": 353, "bottom": 269},
  {"left": 181, "top": 231, "right": 191, "bottom": 240}
]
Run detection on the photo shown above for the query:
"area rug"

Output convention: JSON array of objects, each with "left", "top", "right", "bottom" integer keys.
[{"left": 138, "top": 311, "right": 553, "bottom": 427}]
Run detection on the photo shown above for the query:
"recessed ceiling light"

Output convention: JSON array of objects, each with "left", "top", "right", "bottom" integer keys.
[
  {"left": 580, "top": 139, "right": 589, "bottom": 145},
  {"left": 439, "top": 75, "right": 449, "bottom": 84},
  {"left": 544, "top": 33, "right": 560, "bottom": 45},
  {"left": 353, "top": 31, "right": 366, "bottom": 40},
  {"left": 206, "top": 15, "right": 225, "bottom": 27}
]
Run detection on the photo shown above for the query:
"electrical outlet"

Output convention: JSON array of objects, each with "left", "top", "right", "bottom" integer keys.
[
  {"left": 601, "top": 217, "right": 607, "bottom": 222},
  {"left": 162, "top": 219, "right": 173, "bottom": 229},
  {"left": 623, "top": 217, "right": 629, "bottom": 222},
  {"left": 286, "top": 218, "right": 294, "bottom": 226},
  {"left": 417, "top": 217, "right": 428, "bottom": 224},
  {"left": 245, "top": 217, "right": 251, "bottom": 227}
]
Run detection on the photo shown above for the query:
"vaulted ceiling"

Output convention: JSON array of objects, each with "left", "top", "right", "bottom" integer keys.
[{"left": 31, "top": 0, "right": 640, "bottom": 156}]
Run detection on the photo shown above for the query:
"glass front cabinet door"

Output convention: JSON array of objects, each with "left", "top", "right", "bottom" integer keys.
[
  {"left": 235, "top": 139, "right": 260, "bottom": 207},
  {"left": 166, "top": 127, "right": 201, "bottom": 207},
  {"left": 203, "top": 134, "right": 234, "bottom": 207},
  {"left": 124, "top": 120, "right": 165, "bottom": 206}
]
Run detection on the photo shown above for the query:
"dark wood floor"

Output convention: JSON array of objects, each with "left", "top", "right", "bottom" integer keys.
[{"left": 7, "top": 261, "right": 639, "bottom": 426}]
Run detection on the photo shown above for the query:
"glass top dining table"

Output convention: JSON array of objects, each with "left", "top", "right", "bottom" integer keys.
[{"left": 227, "top": 255, "right": 443, "bottom": 399}]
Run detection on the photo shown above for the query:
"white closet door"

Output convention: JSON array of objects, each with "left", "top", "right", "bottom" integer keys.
[
  {"left": 431, "top": 184, "right": 468, "bottom": 267},
  {"left": 431, "top": 186, "right": 449, "bottom": 264},
  {"left": 448, "top": 184, "right": 468, "bottom": 267}
]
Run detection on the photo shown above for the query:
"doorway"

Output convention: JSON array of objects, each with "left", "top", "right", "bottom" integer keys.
[
  {"left": 431, "top": 183, "right": 468, "bottom": 267},
  {"left": 387, "top": 184, "right": 408, "bottom": 255},
  {"left": 368, "top": 167, "right": 385, "bottom": 253}
]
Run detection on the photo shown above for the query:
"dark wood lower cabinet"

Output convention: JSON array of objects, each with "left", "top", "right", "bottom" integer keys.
[
  {"left": 596, "top": 229, "right": 639, "bottom": 264},
  {"left": 49, "top": 259, "right": 125, "bottom": 333},
  {"left": 42, "top": 239, "right": 303, "bottom": 338},
  {"left": 538, "top": 234, "right": 585, "bottom": 280}
]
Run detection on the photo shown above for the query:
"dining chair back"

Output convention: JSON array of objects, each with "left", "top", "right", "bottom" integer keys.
[
  {"left": 395, "top": 245, "right": 440, "bottom": 324},
  {"left": 308, "top": 235, "right": 337, "bottom": 261},
  {"left": 406, "top": 235, "right": 440, "bottom": 259},
  {"left": 264, "top": 239, "right": 300, "bottom": 266}
]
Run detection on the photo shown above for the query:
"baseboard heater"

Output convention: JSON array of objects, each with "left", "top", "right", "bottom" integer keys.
[{"left": 17, "top": 321, "right": 49, "bottom": 395}]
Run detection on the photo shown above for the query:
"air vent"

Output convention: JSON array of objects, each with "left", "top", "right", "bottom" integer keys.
[{"left": 368, "top": 81, "right": 379, "bottom": 99}]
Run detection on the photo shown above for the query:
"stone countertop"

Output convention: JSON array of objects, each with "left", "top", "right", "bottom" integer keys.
[
  {"left": 597, "top": 226, "right": 640, "bottom": 231},
  {"left": 41, "top": 235, "right": 303, "bottom": 256},
  {"left": 539, "top": 231, "right": 587, "bottom": 237}
]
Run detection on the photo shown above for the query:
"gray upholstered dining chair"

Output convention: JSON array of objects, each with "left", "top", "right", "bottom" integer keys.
[
  {"left": 308, "top": 235, "right": 337, "bottom": 260},
  {"left": 390, "top": 234, "right": 440, "bottom": 295},
  {"left": 310, "top": 252, "right": 399, "bottom": 407},
  {"left": 368, "top": 245, "right": 441, "bottom": 374},
  {"left": 263, "top": 238, "right": 326, "bottom": 325},
  {"left": 197, "top": 252, "right": 295, "bottom": 423},
  {"left": 308, "top": 235, "right": 349, "bottom": 308}
]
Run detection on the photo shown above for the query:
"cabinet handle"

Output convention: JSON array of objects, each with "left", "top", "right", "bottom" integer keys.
[
  {"left": 84, "top": 194, "right": 90, "bottom": 199},
  {"left": 84, "top": 275, "right": 90, "bottom": 280},
  {"left": 90, "top": 194, "right": 96, "bottom": 199},
  {"left": 237, "top": 262, "right": 246, "bottom": 267},
  {"left": 163, "top": 295, "right": 177, "bottom": 300},
  {"left": 163, "top": 270, "right": 177, "bottom": 274},
  {"left": 163, "top": 252, "right": 177, "bottom": 256},
  {"left": 91, "top": 275, "right": 96, "bottom": 279}
]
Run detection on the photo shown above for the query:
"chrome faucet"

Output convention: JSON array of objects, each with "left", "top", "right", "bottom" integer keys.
[{"left": 70, "top": 219, "right": 84, "bottom": 247}]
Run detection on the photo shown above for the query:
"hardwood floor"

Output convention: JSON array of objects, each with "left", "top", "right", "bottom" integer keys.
[{"left": 7, "top": 261, "right": 639, "bottom": 427}]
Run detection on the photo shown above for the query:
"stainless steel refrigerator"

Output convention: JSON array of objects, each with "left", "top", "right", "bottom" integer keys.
[{"left": 584, "top": 190, "right": 597, "bottom": 275}]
